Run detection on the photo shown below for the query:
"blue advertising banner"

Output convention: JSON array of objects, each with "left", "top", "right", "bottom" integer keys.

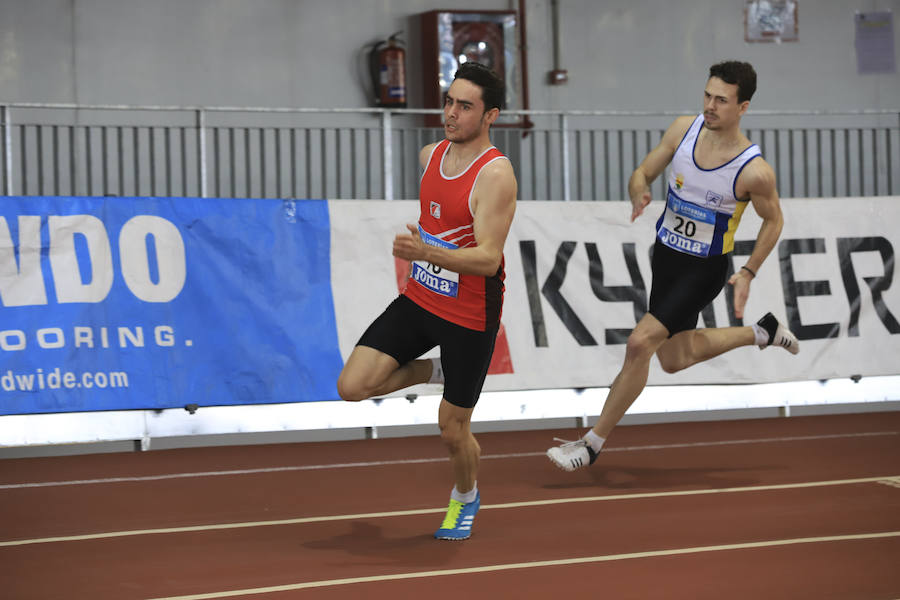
[{"left": 0, "top": 196, "right": 344, "bottom": 415}]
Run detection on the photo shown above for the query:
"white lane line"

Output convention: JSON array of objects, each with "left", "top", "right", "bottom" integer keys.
[
  {"left": 2, "top": 431, "right": 896, "bottom": 490},
  {"left": 142, "top": 531, "right": 900, "bottom": 599},
  {"left": 2, "top": 475, "right": 897, "bottom": 548}
]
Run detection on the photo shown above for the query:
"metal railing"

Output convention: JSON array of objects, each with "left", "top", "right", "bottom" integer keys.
[{"left": 2, "top": 103, "right": 898, "bottom": 201}]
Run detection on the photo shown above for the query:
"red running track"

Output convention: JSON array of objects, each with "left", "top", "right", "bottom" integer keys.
[{"left": 1, "top": 411, "right": 899, "bottom": 599}]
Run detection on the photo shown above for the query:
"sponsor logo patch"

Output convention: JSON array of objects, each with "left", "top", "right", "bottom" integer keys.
[{"left": 705, "top": 190, "right": 724, "bottom": 208}]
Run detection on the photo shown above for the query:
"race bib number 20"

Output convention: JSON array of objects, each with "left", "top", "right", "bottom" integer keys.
[{"left": 658, "top": 193, "right": 716, "bottom": 257}]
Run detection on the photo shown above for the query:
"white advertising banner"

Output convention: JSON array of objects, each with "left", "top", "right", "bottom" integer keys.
[{"left": 330, "top": 198, "right": 900, "bottom": 392}]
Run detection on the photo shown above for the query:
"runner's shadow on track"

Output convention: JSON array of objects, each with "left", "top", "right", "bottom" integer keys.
[
  {"left": 542, "top": 464, "right": 771, "bottom": 491},
  {"left": 301, "top": 521, "right": 464, "bottom": 566}
]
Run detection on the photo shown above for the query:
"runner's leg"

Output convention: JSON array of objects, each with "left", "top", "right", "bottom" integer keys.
[
  {"left": 337, "top": 346, "right": 434, "bottom": 401},
  {"left": 438, "top": 399, "right": 479, "bottom": 493},
  {"left": 591, "top": 313, "right": 669, "bottom": 439},
  {"left": 655, "top": 326, "right": 756, "bottom": 373}
]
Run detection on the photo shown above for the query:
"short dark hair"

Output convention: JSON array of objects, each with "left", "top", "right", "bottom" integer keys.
[
  {"left": 708, "top": 61, "right": 757, "bottom": 103},
  {"left": 454, "top": 62, "right": 505, "bottom": 112}
]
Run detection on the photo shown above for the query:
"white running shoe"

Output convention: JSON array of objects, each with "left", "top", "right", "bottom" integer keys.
[
  {"left": 546, "top": 437, "right": 598, "bottom": 472},
  {"left": 756, "top": 312, "right": 799, "bottom": 355}
]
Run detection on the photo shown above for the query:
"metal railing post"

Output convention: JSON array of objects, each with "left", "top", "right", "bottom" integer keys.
[
  {"left": 382, "top": 110, "right": 393, "bottom": 200},
  {"left": 2, "top": 105, "right": 12, "bottom": 195},
  {"left": 560, "top": 113, "right": 571, "bottom": 201},
  {"left": 197, "top": 109, "right": 208, "bottom": 198}
]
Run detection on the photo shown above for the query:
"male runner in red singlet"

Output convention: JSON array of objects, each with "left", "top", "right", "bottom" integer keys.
[
  {"left": 547, "top": 61, "right": 800, "bottom": 471},
  {"left": 337, "top": 62, "right": 517, "bottom": 540}
]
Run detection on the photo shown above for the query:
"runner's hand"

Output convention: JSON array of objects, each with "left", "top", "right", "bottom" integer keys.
[
  {"left": 727, "top": 270, "right": 752, "bottom": 319},
  {"left": 630, "top": 190, "right": 651, "bottom": 222},
  {"left": 392, "top": 224, "right": 426, "bottom": 261}
]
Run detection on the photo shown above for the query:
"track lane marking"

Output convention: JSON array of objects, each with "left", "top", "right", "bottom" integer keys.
[
  {"left": 142, "top": 531, "right": 900, "bottom": 599},
  {"left": 2, "top": 431, "right": 896, "bottom": 490},
  {"left": 2, "top": 475, "right": 897, "bottom": 548}
]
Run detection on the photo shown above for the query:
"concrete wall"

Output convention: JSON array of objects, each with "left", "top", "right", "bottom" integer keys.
[{"left": 1, "top": 0, "right": 898, "bottom": 111}]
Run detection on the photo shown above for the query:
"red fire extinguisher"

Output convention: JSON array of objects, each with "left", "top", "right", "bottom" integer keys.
[{"left": 368, "top": 32, "right": 407, "bottom": 108}]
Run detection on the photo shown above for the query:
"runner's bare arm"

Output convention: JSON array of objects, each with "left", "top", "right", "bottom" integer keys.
[
  {"left": 628, "top": 115, "right": 694, "bottom": 221},
  {"left": 727, "top": 157, "right": 784, "bottom": 319},
  {"left": 392, "top": 158, "right": 517, "bottom": 276},
  {"left": 419, "top": 143, "right": 440, "bottom": 170}
]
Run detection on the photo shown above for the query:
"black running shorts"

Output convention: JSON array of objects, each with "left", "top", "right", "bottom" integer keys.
[
  {"left": 356, "top": 295, "right": 498, "bottom": 409},
  {"left": 648, "top": 240, "right": 729, "bottom": 336}
]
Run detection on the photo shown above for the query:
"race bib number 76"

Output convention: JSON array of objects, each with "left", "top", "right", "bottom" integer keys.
[{"left": 410, "top": 225, "right": 460, "bottom": 297}]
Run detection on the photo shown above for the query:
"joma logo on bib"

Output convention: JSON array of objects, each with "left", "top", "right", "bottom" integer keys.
[
  {"left": 411, "top": 261, "right": 458, "bottom": 297},
  {"left": 659, "top": 229, "right": 706, "bottom": 255}
]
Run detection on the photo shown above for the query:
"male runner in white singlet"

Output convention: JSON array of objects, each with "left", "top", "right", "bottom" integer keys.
[
  {"left": 338, "top": 63, "right": 517, "bottom": 539},
  {"left": 547, "top": 61, "right": 799, "bottom": 471}
]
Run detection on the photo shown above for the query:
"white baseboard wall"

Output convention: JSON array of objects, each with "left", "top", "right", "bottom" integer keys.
[{"left": 2, "top": 376, "right": 898, "bottom": 458}]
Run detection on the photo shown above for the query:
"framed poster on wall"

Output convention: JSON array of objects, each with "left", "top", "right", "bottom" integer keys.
[
  {"left": 420, "top": 10, "right": 528, "bottom": 127},
  {"left": 745, "top": 0, "right": 798, "bottom": 43}
]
